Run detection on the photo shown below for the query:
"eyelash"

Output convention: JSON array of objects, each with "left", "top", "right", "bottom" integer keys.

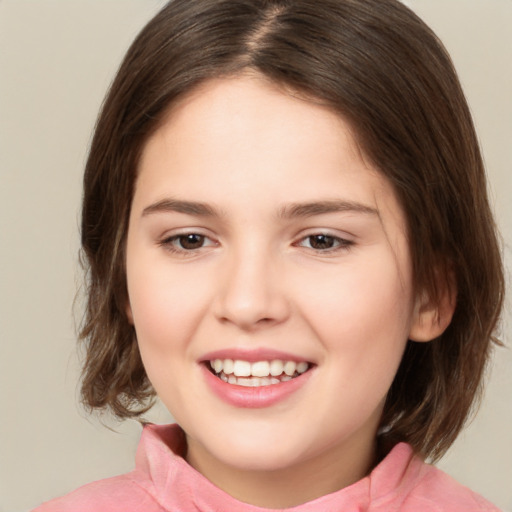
[
  {"left": 159, "top": 233, "right": 217, "bottom": 255},
  {"left": 159, "top": 231, "right": 354, "bottom": 257},
  {"left": 294, "top": 233, "right": 354, "bottom": 253}
]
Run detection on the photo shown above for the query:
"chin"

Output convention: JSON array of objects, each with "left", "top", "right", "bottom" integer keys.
[
  {"left": 214, "top": 442, "right": 307, "bottom": 473},
  {"left": 189, "top": 418, "right": 321, "bottom": 472}
]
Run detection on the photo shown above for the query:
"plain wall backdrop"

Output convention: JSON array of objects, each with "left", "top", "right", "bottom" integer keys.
[{"left": 0, "top": 1, "right": 511, "bottom": 511}]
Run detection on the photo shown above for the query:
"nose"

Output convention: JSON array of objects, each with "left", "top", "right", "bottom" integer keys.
[{"left": 213, "top": 246, "right": 290, "bottom": 331}]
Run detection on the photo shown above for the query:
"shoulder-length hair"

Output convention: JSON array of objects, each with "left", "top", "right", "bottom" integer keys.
[{"left": 79, "top": 0, "right": 504, "bottom": 461}]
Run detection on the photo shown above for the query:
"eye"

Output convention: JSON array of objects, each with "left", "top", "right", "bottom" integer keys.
[
  {"left": 175, "top": 233, "right": 207, "bottom": 250},
  {"left": 297, "top": 233, "right": 352, "bottom": 252},
  {"left": 160, "top": 232, "right": 217, "bottom": 253}
]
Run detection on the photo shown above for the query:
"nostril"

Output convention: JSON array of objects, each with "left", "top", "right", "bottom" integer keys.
[{"left": 212, "top": 269, "right": 290, "bottom": 329}]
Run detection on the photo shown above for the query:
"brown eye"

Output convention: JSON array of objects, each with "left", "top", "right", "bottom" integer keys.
[
  {"left": 308, "top": 234, "right": 336, "bottom": 250},
  {"left": 177, "top": 234, "right": 205, "bottom": 250},
  {"left": 296, "top": 233, "right": 353, "bottom": 252},
  {"left": 160, "top": 232, "right": 217, "bottom": 254}
]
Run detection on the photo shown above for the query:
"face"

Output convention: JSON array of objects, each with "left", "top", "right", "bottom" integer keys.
[{"left": 126, "top": 75, "right": 422, "bottom": 498}]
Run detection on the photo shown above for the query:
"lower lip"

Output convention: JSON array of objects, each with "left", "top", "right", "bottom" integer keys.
[{"left": 201, "top": 365, "right": 313, "bottom": 408}]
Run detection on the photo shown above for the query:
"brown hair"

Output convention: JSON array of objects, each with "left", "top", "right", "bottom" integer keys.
[{"left": 79, "top": 0, "right": 504, "bottom": 461}]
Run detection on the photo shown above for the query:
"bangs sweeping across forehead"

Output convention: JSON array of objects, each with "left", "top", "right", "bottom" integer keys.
[{"left": 79, "top": 0, "right": 504, "bottom": 461}]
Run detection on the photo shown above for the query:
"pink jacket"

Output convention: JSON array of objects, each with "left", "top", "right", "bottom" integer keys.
[{"left": 34, "top": 423, "right": 501, "bottom": 511}]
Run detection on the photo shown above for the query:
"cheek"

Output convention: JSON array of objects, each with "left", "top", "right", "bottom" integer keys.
[
  {"left": 306, "top": 251, "right": 414, "bottom": 362},
  {"left": 126, "top": 264, "right": 207, "bottom": 405},
  {"left": 303, "top": 257, "right": 413, "bottom": 433},
  {"left": 126, "top": 257, "right": 209, "bottom": 355}
]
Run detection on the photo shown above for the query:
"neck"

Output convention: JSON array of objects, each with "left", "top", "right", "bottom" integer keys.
[{"left": 185, "top": 433, "right": 377, "bottom": 508}]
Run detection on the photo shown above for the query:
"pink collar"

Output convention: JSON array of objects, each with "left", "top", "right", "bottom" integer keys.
[{"left": 133, "top": 423, "right": 420, "bottom": 511}]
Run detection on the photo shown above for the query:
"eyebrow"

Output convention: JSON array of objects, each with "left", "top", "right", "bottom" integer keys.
[
  {"left": 142, "top": 199, "right": 219, "bottom": 217},
  {"left": 141, "top": 198, "right": 378, "bottom": 219},
  {"left": 277, "top": 200, "right": 379, "bottom": 219}
]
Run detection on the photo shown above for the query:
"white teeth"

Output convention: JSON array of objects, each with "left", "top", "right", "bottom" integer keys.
[
  {"left": 209, "top": 358, "right": 311, "bottom": 381},
  {"left": 251, "top": 361, "right": 270, "bottom": 377},
  {"left": 237, "top": 377, "right": 256, "bottom": 387},
  {"left": 233, "top": 360, "right": 251, "bottom": 377},
  {"left": 283, "top": 361, "right": 297, "bottom": 376},
  {"left": 214, "top": 372, "right": 302, "bottom": 388},
  {"left": 297, "top": 361, "right": 308, "bottom": 374},
  {"left": 220, "top": 374, "right": 282, "bottom": 387},
  {"left": 213, "top": 359, "right": 223, "bottom": 373},
  {"left": 269, "top": 360, "right": 284, "bottom": 376},
  {"left": 223, "top": 359, "right": 234, "bottom": 374}
]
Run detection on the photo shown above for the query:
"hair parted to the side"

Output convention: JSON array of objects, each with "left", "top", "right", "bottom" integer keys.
[{"left": 79, "top": 0, "right": 504, "bottom": 461}]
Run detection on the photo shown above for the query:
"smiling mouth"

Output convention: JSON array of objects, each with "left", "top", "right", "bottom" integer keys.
[{"left": 208, "top": 359, "right": 312, "bottom": 387}]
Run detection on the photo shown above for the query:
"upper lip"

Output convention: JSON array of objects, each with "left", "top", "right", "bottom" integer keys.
[{"left": 200, "top": 348, "right": 312, "bottom": 364}]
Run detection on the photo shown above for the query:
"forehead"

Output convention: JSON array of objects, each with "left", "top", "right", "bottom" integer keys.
[
  {"left": 135, "top": 74, "right": 405, "bottom": 230},
  {"left": 148, "top": 74, "right": 364, "bottom": 166}
]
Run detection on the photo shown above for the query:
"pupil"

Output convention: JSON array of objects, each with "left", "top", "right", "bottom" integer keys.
[
  {"left": 180, "top": 234, "right": 204, "bottom": 249},
  {"left": 310, "top": 234, "right": 334, "bottom": 249}
]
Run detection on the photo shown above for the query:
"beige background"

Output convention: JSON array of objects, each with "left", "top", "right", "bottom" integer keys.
[{"left": 0, "top": 1, "right": 511, "bottom": 511}]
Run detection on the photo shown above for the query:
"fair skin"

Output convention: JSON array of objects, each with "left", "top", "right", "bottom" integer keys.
[{"left": 125, "top": 74, "right": 448, "bottom": 508}]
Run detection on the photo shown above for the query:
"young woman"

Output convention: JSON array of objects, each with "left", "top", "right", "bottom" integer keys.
[{"left": 35, "top": 1, "right": 504, "bottom": 510}]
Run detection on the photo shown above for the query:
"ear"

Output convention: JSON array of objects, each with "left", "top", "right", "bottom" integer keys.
[{"left": 409, "top": 272, "right": 457, "bottom": 342}]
